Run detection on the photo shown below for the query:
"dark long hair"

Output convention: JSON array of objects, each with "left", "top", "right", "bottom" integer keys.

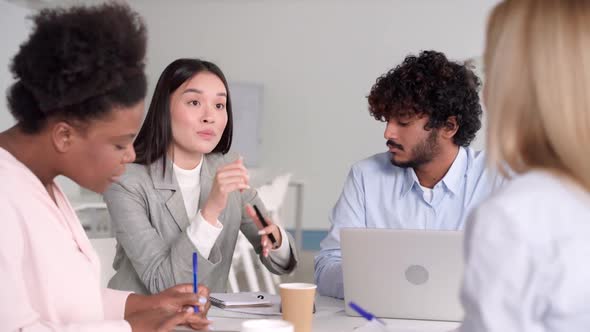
[{"left": 133, "top": 59, "right": 233, "bottom": 171}]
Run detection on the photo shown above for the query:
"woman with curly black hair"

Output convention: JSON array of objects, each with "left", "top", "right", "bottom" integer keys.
[
  {"left": 0, "top": 3, "right": 210, "bottom": 331},
  {"left": 315, "top": 50, "right": 505, "bottom": 299}
]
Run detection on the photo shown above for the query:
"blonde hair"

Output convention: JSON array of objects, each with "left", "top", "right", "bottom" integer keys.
[{"left": 485, "top": 0, "right": 590, "bottom": 191}]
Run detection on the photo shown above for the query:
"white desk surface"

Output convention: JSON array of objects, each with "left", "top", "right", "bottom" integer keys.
[{"left": 181, "top": 296, "right": 459, "bottom": 332}]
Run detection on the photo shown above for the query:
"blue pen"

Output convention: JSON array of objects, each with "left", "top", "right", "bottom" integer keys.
[
  {"left": 348, "top": 301, "right": 386, "bottom": 326},
  {"left": 193, "top": 252, "right": 199, "bottom": 313}
]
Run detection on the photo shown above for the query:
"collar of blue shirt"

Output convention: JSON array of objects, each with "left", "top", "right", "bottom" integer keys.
[{"left": 400, "top": 147, "right": 469, "bottom": 198}]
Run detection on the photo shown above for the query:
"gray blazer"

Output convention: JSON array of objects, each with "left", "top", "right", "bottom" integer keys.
[{"left": 103, "top": 152, "right": 298, "bottom": 294}]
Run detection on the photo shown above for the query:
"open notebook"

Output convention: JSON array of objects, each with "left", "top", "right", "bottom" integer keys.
[{"left": 210, "top": 292, "right": 274, "bottom": 308}]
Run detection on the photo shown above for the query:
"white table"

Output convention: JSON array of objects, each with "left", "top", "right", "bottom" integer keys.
[{"left": 189, "top": 296, "right": 459, "bottom": 332}]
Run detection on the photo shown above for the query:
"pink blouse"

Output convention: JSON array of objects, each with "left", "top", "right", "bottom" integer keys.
[{"left": 0, "top": 148, "right": 131, "bottom": 331}]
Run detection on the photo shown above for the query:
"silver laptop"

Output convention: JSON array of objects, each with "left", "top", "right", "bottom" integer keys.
[{"left": 341, "top": 228, "right": 464, "bottom": 322}]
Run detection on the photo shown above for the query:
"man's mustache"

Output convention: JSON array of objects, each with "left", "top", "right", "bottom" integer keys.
[{"left": 386, "top": 140, "right": 404, "bottom": 151}]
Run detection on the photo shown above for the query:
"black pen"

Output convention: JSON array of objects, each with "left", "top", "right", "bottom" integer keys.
[{"left": 253, "top": 204, "right": 277, "bottom": 245}]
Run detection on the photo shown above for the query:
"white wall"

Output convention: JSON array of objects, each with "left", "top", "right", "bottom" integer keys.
[
  {"left": 128, "top": 0, "right": 498, "bottom": 230},
  {"left": 0, "top": 0, "right": 498, "bottom": 229},
  {"left": 0, "top": 0, "right": 30, "bottom": 131}
]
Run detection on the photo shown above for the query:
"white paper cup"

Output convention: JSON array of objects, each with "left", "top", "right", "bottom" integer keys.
[{"left": 241, "top": 319, "right": 294, "bottom": 332}]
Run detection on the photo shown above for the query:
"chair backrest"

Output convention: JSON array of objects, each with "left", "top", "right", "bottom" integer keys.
[
  {"left": 255, "top": 173, "right": 292, "bottom": 225},
  {"left": 89, "top": 237, "right": 117, "bottom": 288}
]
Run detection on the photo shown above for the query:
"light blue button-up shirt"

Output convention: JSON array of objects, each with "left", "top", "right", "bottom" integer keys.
[{"left": 314, "top": 147, "right": 504, "bottom": 299}]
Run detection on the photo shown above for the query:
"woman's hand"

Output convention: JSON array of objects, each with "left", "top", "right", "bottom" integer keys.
[
  {"left": 202, "top": 157, "right": 250, "bottom": 224},
  {"left": 125, "top": 284, "right": 211, "bottom": 331},
  {"left": 245, "top": 204, "right": 282, "bottom": 257},
  {"left": 126, "top": 308, "right": 209, "bottom": 332},
  {"left": 151, "top": 284, "right": 211, "bottom": 316}
]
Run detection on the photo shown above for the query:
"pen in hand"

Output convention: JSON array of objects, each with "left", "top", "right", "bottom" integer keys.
[
  {"left": 253, "top": 204, "right": 277, "bottom": 245},
  {"left": 193, "top": 252, "right": 199, "bottom": 313}
]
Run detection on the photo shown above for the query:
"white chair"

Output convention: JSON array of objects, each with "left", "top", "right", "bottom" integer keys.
[
  {"left": 229, "top": 173, "right": 292, "bottom": 294},
  {"left": 74, "top": 202, "right": 113, "bottom": 238},
  {"left": 74, "top": 202, "right": 117, "bottom": 288},
  {"left": 256, "top": 173, "right": 292, "bottom": 224},
  {"left": 256, "top": 173, "right": 292, "bottom": 293},
  {"left": 89, "top": 237, "right": 118, "bottom": 288},
  {"left": 229, "top": 233, "right": 261, "bottom": 293}
]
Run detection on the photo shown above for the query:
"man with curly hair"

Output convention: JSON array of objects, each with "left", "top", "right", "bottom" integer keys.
[{"left": 314, "top": 51, "right": 504, "bottom": 299}]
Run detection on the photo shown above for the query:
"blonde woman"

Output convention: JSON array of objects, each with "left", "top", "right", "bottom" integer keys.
[{"left": 460, "top": 0, "right": 590, "bottom": 331}]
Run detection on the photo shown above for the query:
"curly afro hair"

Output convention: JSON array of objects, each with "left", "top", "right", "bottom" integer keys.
[
  {"left": 368, "top": 50, "right": 482, "bottom": 147},
  {"left": 7, "top": 3, "right": 147, "bottom": 133}
]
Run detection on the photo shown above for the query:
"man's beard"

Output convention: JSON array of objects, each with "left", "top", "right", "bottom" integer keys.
[{"left": 388, "top": 129, "right": 440, "bottom": 169}]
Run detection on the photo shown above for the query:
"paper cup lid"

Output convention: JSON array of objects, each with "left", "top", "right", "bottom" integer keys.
[
  {"left": 241, "top": 319, "right": 294, "bottom": 332},
  {"left": 279, "top": 283, "right": 317, "bottom": 290}
]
